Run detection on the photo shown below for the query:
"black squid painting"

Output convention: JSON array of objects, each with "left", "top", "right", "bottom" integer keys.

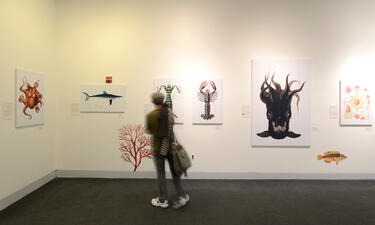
[{"left": 257, "top": 74, "right": 305, "bottom": 139}]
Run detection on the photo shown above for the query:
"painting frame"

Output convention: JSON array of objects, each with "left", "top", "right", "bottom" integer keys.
[
  {"left": 154, "top": 79, "right": 184, "bottom": 124},
  {"left": 80, "top": 84, "right": 125, "bottom": 113},
  {"left": 339, "top": 80, "right": 372, "bottom": 126},
  {"left": 192, "top": 78, "right": 223, "bottom": 125},
  {"left": 251, "top": 59, "right": 312, "bottom": 147},
  {"left": 15, "top": 69, "right": 45, "bottom": 128}
]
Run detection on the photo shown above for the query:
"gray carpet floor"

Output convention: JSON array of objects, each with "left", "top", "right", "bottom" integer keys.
[{"left": 0, "top": 178, "right": 374, "bottom": 225}]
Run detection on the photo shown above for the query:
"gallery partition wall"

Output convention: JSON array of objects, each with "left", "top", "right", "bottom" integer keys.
[{"left": 1, "top": 0, "right": 375, "bottom": 210}]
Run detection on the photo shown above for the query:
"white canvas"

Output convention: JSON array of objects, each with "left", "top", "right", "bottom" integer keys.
[
  {"left": 154, "top": 79, "right": 184, "bottom": 124},
  {"left": 80, "top": 85, "right": 125, "bottom": 112},
  {"left": 16, "top": 69, "right": 45, "bottom": 128},
  {"left": 192, "top": 79, "right": 223, "bottom": 124},
  {"left": 340, "top": 81, "right": 372, "bottom": 126},
  {"left": 252, "top": 59, "right": 311, "bottom": 146}
]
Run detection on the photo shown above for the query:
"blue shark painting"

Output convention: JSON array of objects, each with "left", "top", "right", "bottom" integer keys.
[
  {"left": 82, "top": 91, "right": 122, "bottom": 105},
  {"left": 80, "top": 85, "right": 125, "bottom": 113}
]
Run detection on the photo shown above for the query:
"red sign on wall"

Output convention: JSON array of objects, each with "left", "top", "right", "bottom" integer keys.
[{"left": 106, "top": 76, "right": 112, "bottom": 83}]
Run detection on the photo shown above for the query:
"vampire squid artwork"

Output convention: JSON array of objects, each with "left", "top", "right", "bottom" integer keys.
[
  {"left": 198, "top": 81, "right": 217, "bottom": 120},
  {"left": 252, "top": 59, "right": 311, "bottom": 146},
  {"left": 257, "top": 74, "right": 305, "bottom": 139}
]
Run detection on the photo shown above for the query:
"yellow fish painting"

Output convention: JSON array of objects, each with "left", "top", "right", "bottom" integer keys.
[{"left": 317, "top": 151, "right": 347, "bottom": 165}]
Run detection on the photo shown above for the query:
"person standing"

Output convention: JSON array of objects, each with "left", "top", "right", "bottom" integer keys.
[{"left": 145, "top": 92, "right": 190, "bottom": 209}]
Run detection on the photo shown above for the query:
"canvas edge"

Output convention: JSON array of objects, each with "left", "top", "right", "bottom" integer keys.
[
  {"left": 15, "top": 69, "right": 45, "bottom": 128},
  {"left": 339, "top": 80, "right": 373, "bottom": 126},
  {"left": 250, "top": 59, "right": 312, "bottom": 146},
  {"left": 153, "top": 78, "right": 185, "bottom": 124},
  {"left": 79, "top": 84, "right": 126, "bottom": 113},
  {"left": 192, "top": 78, "right": 223, "bottom": 124}
]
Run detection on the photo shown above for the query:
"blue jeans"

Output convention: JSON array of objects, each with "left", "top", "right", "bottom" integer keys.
[{"left": 153, "top": 153, "right": 186, "bottom": 201}]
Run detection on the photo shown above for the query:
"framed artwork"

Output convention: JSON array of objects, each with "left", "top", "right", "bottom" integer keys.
[
  {"left": 192, "top": 79, "right": 223, "bottom": 124},
  {"left": 252, "top": 59, "right": 311, "bottom": 146},
  {"left": 16, "top": 69, "right": 45, "bottom": 128},
  {"left": 80, "top": 85, "right": 125, "bottom": 112},
  {"left": 154, "top": 79, "right": 184, "bottom": 124},
  {"left": 340, "top": 81, "right": 372, "bottom": 126}
]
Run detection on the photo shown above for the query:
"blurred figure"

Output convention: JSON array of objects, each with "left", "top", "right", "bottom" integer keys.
[{"left": 145, "top": 92, "right": 189, "bottom": 209}]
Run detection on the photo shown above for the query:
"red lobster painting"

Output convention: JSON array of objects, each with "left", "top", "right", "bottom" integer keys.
[
  {"left": 118, "top": 124, "right": 152, "bottom": 172},
  {"left": 198, "top": 80, "right": 217, "bottom": 120}
]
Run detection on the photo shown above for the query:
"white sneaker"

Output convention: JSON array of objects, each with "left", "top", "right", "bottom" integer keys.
[
  {"left": 151, "top": 197, "right": 169, "bottom": 208},
  {"left": 173, "top": 194, "right": 190, "bottom": 209},
  {"left": 183, "top": 194, "right": 190, "bottom": 203}
]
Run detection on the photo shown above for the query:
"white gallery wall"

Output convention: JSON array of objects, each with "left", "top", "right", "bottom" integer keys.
[
  {"left": 54, "top": 0, "right": 375, "bottom": 175},
  {"left": 1, "top": 1, "right": 375, "bottom": 205},
  {"left": 0, "top": 0, "right": 57, "bottom": 204}
]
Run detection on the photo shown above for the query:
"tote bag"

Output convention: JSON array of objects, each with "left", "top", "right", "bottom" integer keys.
[{"left": 171, "top": 138, "right": 191, "bottom": 176}]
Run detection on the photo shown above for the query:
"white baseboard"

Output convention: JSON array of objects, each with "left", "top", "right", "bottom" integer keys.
[
  {"left": 55, "top": 170, "right": 375, "bottom": 180},
  {"left": 55, "top": 170, "right": 156, "bottom": 179},
  {"left": 0, "top": 171, "right": 56, "bottom": 211}
]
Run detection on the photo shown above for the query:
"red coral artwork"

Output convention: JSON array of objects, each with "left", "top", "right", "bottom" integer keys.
[{"left": 118, "top": 124, "right": 152, "bottom": 172}]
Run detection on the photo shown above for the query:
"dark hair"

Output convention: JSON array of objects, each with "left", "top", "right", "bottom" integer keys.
[
  {"left": 158, "top": 103, "right": 169, "bottom": 138},
  {"left": 151, "top": 92, "right": 164, "bottom": 105}
]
